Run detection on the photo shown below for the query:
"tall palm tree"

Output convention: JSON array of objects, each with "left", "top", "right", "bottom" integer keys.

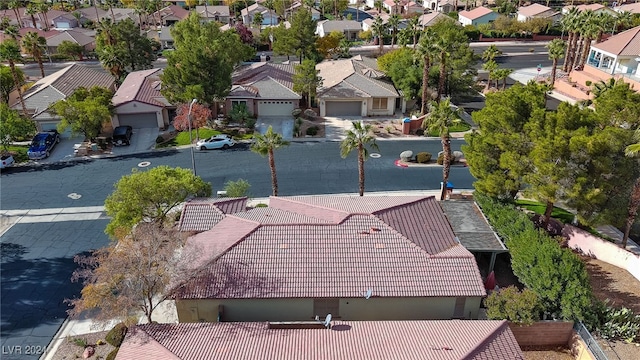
[
  {"left": 575, "top": 10, "right": 597, "bottom": 69},
  {"left": 0, "top": 40, "right": 28, "bottom": 116},
  {"left": 8, "top": 0, "right": 22, "bottom": 28},
  {"left": 340, "top": 121, "right": 379, "bottom": 197},
  {"left": 38, "top": 2, "right": 51, "bottom": 31},
  {"left": 26, "top": 4, "right": 39, "bottom": 29},
  {"left": 422, "top": 99, "right": 461, "bottom": 200},
  {"left": 264, "top": 0, "right": 275, "bottom": 27},
  {"left": 251, "top": 126, "right": 290, "bottom": 196},
  {"left": 622, "top": 130, "right": 640, "bottom": 249},
  {"left": 482, "top": 60, "right": 498, "bottom": 91},
  {"left": 496, "top": 68, "right": 513, "bottom": 90},
  {"left": 612, "top": 11, "right": 633, "bottom": 35},
  {"left": 594, "top": 11, "right": 614, "bottom": 43},
  {"left": 415, "top": 27, "right": 438, "bottom": 114},
  {"left": 22, "top": 32, "right": 47, "bottom": 78},
  {"left": 371, "top": 16, "right": 387, "bottom": 55},
  {"left": 546, "top": 38, "right": 565, "bottom": 85},
  {"left": 388, "top": 14, "right": 400, "bottom": 49},
  {"left": 407, "top": 15, "right": 420, "bottom": 47},
  {"left": 561, "top": 7, "right": 580, "bottom": 72}
]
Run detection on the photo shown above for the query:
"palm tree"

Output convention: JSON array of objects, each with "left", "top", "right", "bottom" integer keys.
[
  {"left": 546, "top": 39, "right": 565, "bottom": 85},
  {"left": 22, "top": 32, "right": 47, "bottom": 78},
  {"left": 482, "top": 60, "right": 498, "bottom": 91},
  {"left": 407, "top": 15, "right": 420, "bottom": 47},
  {"left": 594, "top": 11, "right": 614, "bottom": 43},
  {"left": 38, "top": 2, "right": 51, "bottom": 31},
  {"left": 264, "top": 0, "right": 275, "bottom": 27},
  {"left": 612, "top": 11, "right": 633, "bottom": 35},
  {"left": 434, "top": 27, "right": 461, "bottom": 101},
  {"left": 422, "top": 99, "right": 461, "bottom": 200},
  {"left": 340, "top": 121, "right": 379, "bottom": 197},
  {"left": 495, "top": 68, "right": 513, "bottom": 90},
  {"left": 253, "top": 12, "right": 264, "bottom": 33},
  {"left": 622, "top": 130, "right": 640, "bottom": 249},
  {"left": 575, "top": 10, "right": 597, "bottom": 69},
  {"left": 561, "top": 7, "right": 580, "bottom": 72},
  {"left": 26, "top": 4, "right": 39, "bottom": 29},
  {"left": 416, "top": 27, "right": 438, "bottom": 114},
  {"left": 251, "top": 126, "right": 290, "bottom": 196},
  {"left": 388, "top": 14, "right": 400, "bottom": 49},
  {"left": 8, "top": 0, "right": 22, "bottom": 28},
  {"left": 371, "top": 16, "right": 387, "bottom": 55},
  {"left": 0, "top": 40, "right": 28, "bottom": 116},
  {"left": 481, "top": 44, "right": 501, "bottom": 62}
]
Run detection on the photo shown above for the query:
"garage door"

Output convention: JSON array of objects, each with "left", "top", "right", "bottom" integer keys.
[
  {"left": 40, "top": 121, "right": 72, "bottom": 138},
  {"left": 257, "top": 101, "right": 294, "bottom": 117},
  {"left": 325, "top": 101, "right": 361, "bottom": 116},
  {"left": 118, "top": 113, "right": 158, "bottom": 128}
]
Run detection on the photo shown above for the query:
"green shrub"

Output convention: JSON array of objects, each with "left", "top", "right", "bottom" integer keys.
[
  {"left": 437, "top": 153, "right": 444, "bottom": 165},
  {"left": 416, "top": 152, "right": 431, "bottom": 164},
  {"left": 224, "top": 179, "right": 251, "bottom": 197},
  {"left": 106, "top": 347, "right": 119, "bottom": 360},
  {"left": 306, "top": 126, "right": 319, "bottom": 136},
  {"left": 105, "top": 323, "right": 128, "bottom": 347},
  {"left": 485, "top": 286, "right": 542, "bottom": 325},
  {"left": 474, "top": 193, "right": 594, "bottom": 321},
  {"left": 255, "top": 203, "right": 268, "bottom": 208},
  {"left": 415, "top": 128, "right": 424, "bottom": 136},
  {"left": 71, "top": 337, "right": 88, "bottom": 348},
  {"left": 589, "top": 301, "right": 640, "bottom": 343}
]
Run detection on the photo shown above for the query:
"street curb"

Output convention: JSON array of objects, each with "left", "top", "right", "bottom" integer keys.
[{"left": 41, "top": 317, "right": 70, "bottom": 360}]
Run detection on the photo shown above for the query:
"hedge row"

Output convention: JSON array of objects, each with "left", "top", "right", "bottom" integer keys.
[{"left": 474, "top": 192, "right": 593, "bottom": 321}]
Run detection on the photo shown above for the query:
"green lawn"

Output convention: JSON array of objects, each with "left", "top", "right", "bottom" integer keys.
[
  {"left": 514, "top": 199, "right": 575, "bottom": 224},
  {"left": 427, "top": 122, "right": 472, "bottom": 137},
  {"left": 157, "top": 128, "right": 253, "bottom": 148}
]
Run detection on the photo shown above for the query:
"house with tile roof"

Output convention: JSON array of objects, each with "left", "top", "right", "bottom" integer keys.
[
  {"left": 45, "top": 30, "right": 95, "bottom": 56},
  {"left": 459, "top": 6, "right": 498, "bottom": 27},
  {"left": 116, "top": 320, "right": 524, "bottom": 360},
  {"left": 225, "top": 62, "right": 301, "bottom": 119},
  {"left": 516, "top": 3, "right": 558, "bottom": 22},
  {"left": 316, "top": 20, "right": 362, "bottom": 40},
  {"left": 424, "top": 0, "right": 457, "bottom": 13},
  {"left": 179, "top": 197, "right": 249, "bottom": 232},
  {"left": 285, "top": 1, "right": 321, "bottom": 21},
  {"left": 241, "top": 4, "right": 279, "bottom": 27},
  {"left": 553, "top": 25, "right": 640, "bottom": 102},
  {"left": 615, "top": 2, "right": 640, "bottom": 14},
  {"left": 150, "top": 5, "right": 190, "bottom": 27},
  {"left": 562, "top": 4, "right": 616, "bottom": 15},
  {"left": 195, "top": 5, "right": 232, "bottom": 24},
  {"left": 172, "top": 195, "right": 486, "bottom": 323},
  {"left": 51, "top": 13, "right": 79, "bottom": 29},
  {"left": 112, "top": 69, "right": 174, "bottom": 129},
  {"left": 418, "top": 11, "right": 450, "bottom": 27},
  {"left": 10, "top": 64, "right": 115, "bottom": 135},
  {"left": 316, "top": 56, "right": 402, "bottom": 117}
]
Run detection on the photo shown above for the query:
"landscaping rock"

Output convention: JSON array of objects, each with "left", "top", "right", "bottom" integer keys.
[
  {"left": 400, "top": 151, "right": 413, "bottom": 162},
  {"left": 453, "top": 151, "right": 464, "bottom": 162},
  {"left": 83, "top": 346, "right": 95, "bottom": 358},
  {"left": 303, "top": 109, "right": 318, "bottom": 117}
]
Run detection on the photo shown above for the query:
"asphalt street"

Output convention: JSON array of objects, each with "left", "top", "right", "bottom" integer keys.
[
  {"left": 1, "top": 140, "right": 474, "bottom": 210},
  {"left": 0, "top": 139, "right": 474, "bottom": 359}
]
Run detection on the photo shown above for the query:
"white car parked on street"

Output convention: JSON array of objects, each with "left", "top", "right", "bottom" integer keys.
[{"left": 196, "top": 134, "right": 236, "bottom": 150}]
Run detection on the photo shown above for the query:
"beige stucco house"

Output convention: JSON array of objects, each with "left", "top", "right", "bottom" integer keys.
[
  {"left": 172, "top": 195, "right": 487, "bottom": 323},
  {"left": 316, "top": 56, "right": 403, "bottom": 117}
]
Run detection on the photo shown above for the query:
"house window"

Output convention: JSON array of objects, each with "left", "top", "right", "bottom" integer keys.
[
  {"left": 313, "top": 298, "right": 339, "bottom": 318},
  {"left": 231, "top": 100, "right": 247, "bottom": 108},
  {"left": 372, "top": 98, "right": 388, "bottom": 110}
]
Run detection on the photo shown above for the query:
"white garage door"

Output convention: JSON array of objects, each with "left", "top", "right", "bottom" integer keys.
[
  {"left": 326, "top": 101, "right": 362, "bottom": 116},
  {"left": 118, "top": 113, "right": 158, "bottom": 128},
  {"left": 257, "top": 100, "right": 294, "bottom": 117}
]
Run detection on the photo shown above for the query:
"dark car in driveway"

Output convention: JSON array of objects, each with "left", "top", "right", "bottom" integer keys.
[
  {"left": 112, "top": 125, "right": 133, "bottom": 146},
  {"left": 27, "top": 130, "right": 60, "bottom": 160}
]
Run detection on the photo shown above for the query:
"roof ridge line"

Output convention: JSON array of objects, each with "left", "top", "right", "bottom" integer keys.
[{"left": 269, "top": 196, "right": 350, "bottom": 220}]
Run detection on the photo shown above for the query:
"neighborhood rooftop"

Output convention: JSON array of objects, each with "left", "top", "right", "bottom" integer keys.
[{"left": 116, "top": 320, "right": 524, "bottom": 360}]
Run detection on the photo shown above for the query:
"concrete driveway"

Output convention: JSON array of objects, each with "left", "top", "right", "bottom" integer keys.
[{"left": 255, "top": 117, "right": 294, "bottom": 140}]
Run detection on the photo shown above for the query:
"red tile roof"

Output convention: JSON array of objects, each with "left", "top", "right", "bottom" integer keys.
[
  {"left": 232, "top": 62, "right": 296, "bottom": 91},
  {"left": 116, "top": 320, "right": 524, "bottom": 360},
  {"left": 112, "top": 69, "right": 169, "bottom": 107},
  {"left": 592, "top": 25, "right": 640, "bottom": 56},
  {"left": 518, "top": 3, "right": 552, "bottom": 17},
  {"left": 178, "top": 197, "right": 248, "bottom": 232},
  {"left": 174, "top": 196, "right": 486, "bottom": 300}
]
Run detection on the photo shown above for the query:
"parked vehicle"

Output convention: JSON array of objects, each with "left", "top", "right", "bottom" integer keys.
[
  {"left": 0, "top": 154, "right": 15, "bottom": 169},
  {"left": 196, "top": 134, "right": 236, "bottom": 150},
  {"left": 112, "top": 126, "right": 133, "bottom": 146},
  {"left": 27, "top": 130, "right": 60, "bottom": 160}
]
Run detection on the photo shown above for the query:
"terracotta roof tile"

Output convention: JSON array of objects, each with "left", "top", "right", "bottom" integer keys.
[
  {"left": 232, "top": 207, "right": 332, "bottom": 224},
  {"left": 112, "top": 69, "right": 171, "bottom": 107},
  {"left": 592, "top": 25, "right": 640, "bottom": 56},
  {"left": 117, "top": 320, "right": 524, "bottom": 360},
  {"left": 179, "top": 198, "right": 247, "bottom": 232}
]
